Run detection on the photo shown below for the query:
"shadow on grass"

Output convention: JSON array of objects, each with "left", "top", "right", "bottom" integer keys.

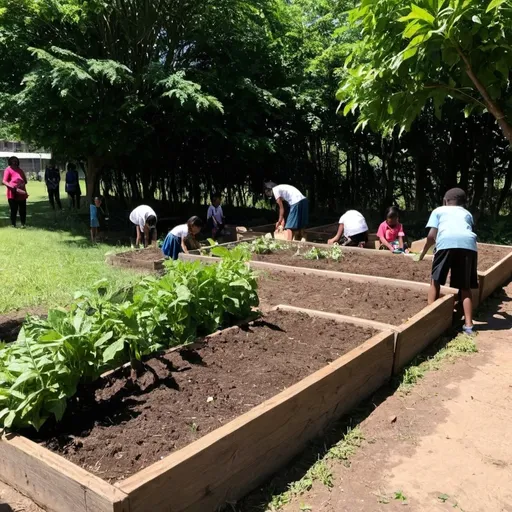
[{"left": 231, "top": 282, "right": 510, "bottom": 512}]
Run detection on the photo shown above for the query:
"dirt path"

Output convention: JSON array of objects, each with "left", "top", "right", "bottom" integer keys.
[{"left": 276, "top": 283, "right": 512, "bottom": 512}]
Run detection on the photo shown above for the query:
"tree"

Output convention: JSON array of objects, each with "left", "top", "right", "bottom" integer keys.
[{"left": 339, "top": 0, "right": 512, "bottom": 145}]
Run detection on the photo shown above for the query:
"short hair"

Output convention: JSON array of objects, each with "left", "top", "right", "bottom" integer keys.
[
  {"left": 444, "top": 188, "right": 467, "bottom": 206},
  {"left": 385, "top": 206, "right": 400, "bottom": 219},
  {"left": 211, "top": 193, "right": 221, "bottom": 202},
  {"left": 146, "top": 215, "right": 157, "bottom": 228},
  {"left": 68, "top": 162, "right": 77, "bottom": 170},
  {"left": 8, "top": 156, "right": 19, "bottom": 166},
  {"left": 187, "top": 216, "right": 203, "bottom": 228}
]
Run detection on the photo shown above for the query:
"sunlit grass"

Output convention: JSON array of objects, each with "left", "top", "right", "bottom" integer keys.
[{"left": 0, "top": 181, "right": 139, "bottom": 314}]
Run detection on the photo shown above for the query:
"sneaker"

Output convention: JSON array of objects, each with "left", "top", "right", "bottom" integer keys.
[{"left": 462, "top": 325, "right": 475, "bottom": 336}]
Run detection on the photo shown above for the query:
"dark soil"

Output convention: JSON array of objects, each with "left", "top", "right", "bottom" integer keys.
[
  {"left": 257, "top": 271, "right": 427, "bottom": 325},
  {"left": 116, "top": 248, "right": 164, "bottom": 262},
  {"left": 0, "top": 307, "right": 47, "bottom": 342},
  {"left": 36, "top": 311, "right": 375, "bottom": 483},
  {"left": 253, "top": 249, "right": 433, "bottom": 283},
  {"left": 252, "top": 245, "right": 511, "bottom": 282},
  {"left": 478, "top": 244, "right": 511, "bottom": 271}
]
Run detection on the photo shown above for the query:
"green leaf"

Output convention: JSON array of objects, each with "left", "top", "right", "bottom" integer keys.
[
  {"left": 486, "top": 0, "right": 507, "bottom": 12},
  {"left": 94, "top": 331, "right": 114, "bottom": 348},
  {"left": 102, "top": 338, "right": 126, "bottom": 363},
  {"left": 399, "top": 4, "right": 435, "bottom": 25}
]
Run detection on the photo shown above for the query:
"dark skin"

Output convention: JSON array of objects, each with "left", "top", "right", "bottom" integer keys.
[
  {"left": 379, "top": 215, "right": 404, "bottom": 252},
  {"left": 418, "top": 198, "right": 473, "bottom": 328},
  {"left": 2, "top": 158, "right": 27, "bottom": 192}
]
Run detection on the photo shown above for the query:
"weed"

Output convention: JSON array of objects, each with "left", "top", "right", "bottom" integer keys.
[
  {"left": 394, "top": 490, "right": 407, "bottom": 501},
  {"left": 299, "top": 504, "right": 312, "bottom": 511},
  {"left": 398, "top": 333, "right": 477, "bottom": 393},
  {"left": 262, "top": 426, "right": 363, "bottom": 510},
  {"left": 438, "top": 493, "right": 449, "bottom": 503},
  {"left": 190, "top": 422, "right": 198, "bottom": 433},
  {"left": 327, "top": 426, "right": 364, "bottom": 465}
]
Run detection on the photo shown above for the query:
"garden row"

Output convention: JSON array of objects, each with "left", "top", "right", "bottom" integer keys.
[{"left": 0, "top": 236, "right": 510, "bottom": 512}]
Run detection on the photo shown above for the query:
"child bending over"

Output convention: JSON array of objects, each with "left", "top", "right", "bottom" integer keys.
[
  {"left": 377, "top": 206, "right": 406, "bottom": 253},
  {"left": 418, "top": 188, "right": 478, "bottom": 335},
  {"left": 328, "top": 210, "right": 368, "bottom": 247},
  {"left": 162, "top": 216, "right": 203, "bottom": 260}
]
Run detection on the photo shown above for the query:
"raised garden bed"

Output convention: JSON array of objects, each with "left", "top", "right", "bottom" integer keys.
[
  {"left": 257, "top": 269, "right": 428, "bottom": 326},
  {"left": 0, "top": 310, "right": 394, "bottom": 512},
  {"left": 106, "top": 248, "right": 165, "bottom": 272}
]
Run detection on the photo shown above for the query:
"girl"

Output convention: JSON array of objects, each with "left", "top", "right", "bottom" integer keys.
[
  {"left": 377, "top": 206, "right": 406, "bottom": 253},
  {"left": 90, "top": 196, "right": 105, "bottom": 243},
  {"left": 264, "top": 182, "right": 309, "bottom": 240},
  {"left": 162, "top": 216, "right": 203, "bottom": 260},
  {"left": 2, "top": 156, "right": 29, "bottom": 228}
]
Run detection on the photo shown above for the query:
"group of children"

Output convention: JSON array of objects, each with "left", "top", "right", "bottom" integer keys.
[
  {"left": 325, "top": 188, "right": 477, "bottom": 335},
  {"left": 104, "top": 182, "right": 477, "bottom": 335}
]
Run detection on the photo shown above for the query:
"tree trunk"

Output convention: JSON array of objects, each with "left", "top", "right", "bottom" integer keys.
[
  {"left": 457, "top": 46, "right": 512, "bottom": 145},
  {"left": 86, "top": 156, "right": 101, "bottom": 204}
]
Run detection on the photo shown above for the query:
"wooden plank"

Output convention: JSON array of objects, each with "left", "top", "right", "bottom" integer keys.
[
  {"left": 273, "top": 304, "right": 397, "bottom": 332},
  {"left": 0, "top": 434, "right": 130, "bottom": 512},
  {"left": 393, "top": 294, "right": 455, "bottom": 374},
  {"left": 478, "top": 252, "right": 512, "bottom": 302},
  {"left": 118, "top": 331, "right": 395, "bottom": 512}
]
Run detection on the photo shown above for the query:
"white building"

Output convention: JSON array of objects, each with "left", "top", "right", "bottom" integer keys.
[{"left": 0, "top": 140, "right": 52, "bottom": 177}]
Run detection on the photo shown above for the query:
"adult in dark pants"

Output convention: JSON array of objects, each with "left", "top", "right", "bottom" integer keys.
[
  {"left": 65, "top": 163, "right": 81, "bottom": 209},
  {"left": 2, "top": 156, "right": 28, "bottom": 228},
  {"left": 44, "top": 161, "right": 62, "bottom": 211}
]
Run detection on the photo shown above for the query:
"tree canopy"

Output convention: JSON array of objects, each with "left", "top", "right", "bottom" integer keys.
[
  {"left": 340, "top": 0, "right": 512, "bottom": 143},
  {"left": 0, "top": 0, "right": 511, "bottom": 223}
]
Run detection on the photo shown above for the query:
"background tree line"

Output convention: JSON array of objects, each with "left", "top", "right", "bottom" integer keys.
[{"left": 0, "top": 0, "right": 511, "bottom": 221}]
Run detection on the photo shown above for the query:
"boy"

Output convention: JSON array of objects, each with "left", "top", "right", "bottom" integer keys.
[
  {"left": 328, "top": 210, "right": 369, "bottom": 247},
  {"left": 129, "top": 205, "right": 158, "bottom": 248},
  {"left": 418, "top": 188, "right": 478, "bottom": 335},
  {"left": 207, "top": 194, "right": 225, "bottom": 239},
  {"left": 264, "top": 182, "right": 309, "bottom": 240}
]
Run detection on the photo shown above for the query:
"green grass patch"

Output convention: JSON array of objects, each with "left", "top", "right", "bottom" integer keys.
[
  {"left": 0, "top": 181, "right": 138, "bottom": 314},
  {"left": 264, "top": 427, "right": 364, "bottom": 511},
  {"left": 398, "top": 333, "right": 478, "bottom": 393}
]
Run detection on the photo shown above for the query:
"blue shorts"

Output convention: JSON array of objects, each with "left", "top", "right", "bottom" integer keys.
[
  {"left": 161, "top": 233, "right": 183, "bottom": 260},
  {"left": 285, "top": 198, "right": 309, "bottom": 230}
]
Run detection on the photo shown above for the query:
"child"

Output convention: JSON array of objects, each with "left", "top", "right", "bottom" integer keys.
[
  {"left": 90, "top": 196, "right": 104, "bottom": 243},
  {"left": 264, "top": 182, "right": 309, "bottom": 240},
  {"left": 418, "top": 188, "right": 478, "bottom": 335},
  {"left": 377, "top": 206, "right": 406, "bottom": 253},
  {"left": 207, "top": 194, "right": 225, "bottom": 239},
  {"left": 129, "top": 205, "right": 158, "bottom": 248},
  {"left": 328, "top": 210, "right": 368, "bottom": 247},
  {"left": 162, "top": 216, "right": 203, "bottom": 260}
]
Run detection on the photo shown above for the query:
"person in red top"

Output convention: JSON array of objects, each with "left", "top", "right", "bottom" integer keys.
[
  {"left": 2, "top": 156, "right": 29, "bottom": 228},
  {"left": 377, "top": 206, "right": 406, "bottom": 253}
]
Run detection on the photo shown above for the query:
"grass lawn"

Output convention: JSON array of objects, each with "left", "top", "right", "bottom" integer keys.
[{"left": 0, "top": 180, "right": 139, "bottom": 315}]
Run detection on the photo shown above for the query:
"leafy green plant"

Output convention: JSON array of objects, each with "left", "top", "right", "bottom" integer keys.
[
  {"left": 242, "top": 237, "right": 291, "bottom": 255},
  {"left": 303, "top": 247, "right": 329, "bottom": 260},
  {"left": 0, "top": 250, "right": 259, "bottom": 431}
]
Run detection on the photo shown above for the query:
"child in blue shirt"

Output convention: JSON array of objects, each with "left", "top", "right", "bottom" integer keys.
[
  {"left": 418, "top": 188, "right": 478, "bottom": 335},
  {"left": 90, "top": 196, "right": 104, "bottom": 244}
]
